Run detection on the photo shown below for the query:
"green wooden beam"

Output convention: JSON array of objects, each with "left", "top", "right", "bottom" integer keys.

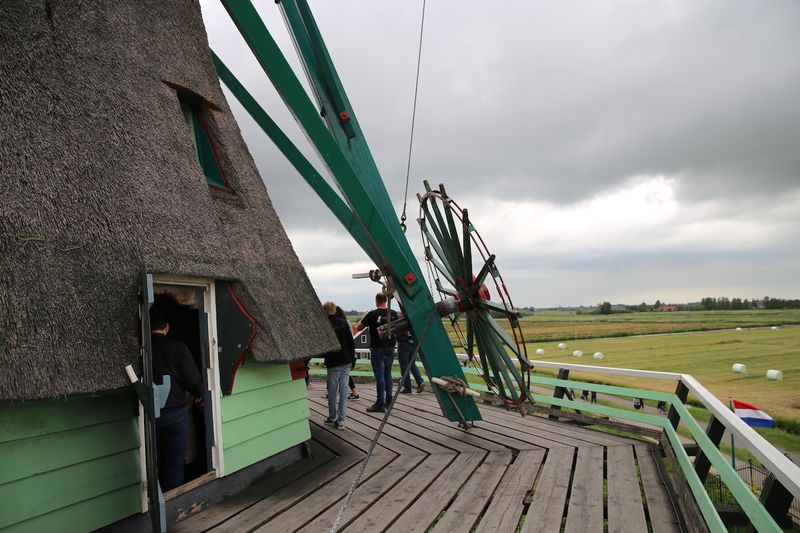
[
  {"left": 218, "top": 0, "right": 480, "bottom": 422},
  {"left": 211, "top": 52, "right": 378, "bottom": 264}
]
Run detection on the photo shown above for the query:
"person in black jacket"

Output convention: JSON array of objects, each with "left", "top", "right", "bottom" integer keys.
[
  {"left": 150, "top": 309, "right": 204, "bottom": 491},
  {"left": 355, "top": 293, "right": 398, "bottom": 413},
  {"left": 322, "top": 301, "right": 356, "bottom": 430}
]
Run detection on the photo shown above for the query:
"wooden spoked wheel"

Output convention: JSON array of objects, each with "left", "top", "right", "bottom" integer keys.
[{"left": 418, "top": 181, "right": 532, "bottom": 406}]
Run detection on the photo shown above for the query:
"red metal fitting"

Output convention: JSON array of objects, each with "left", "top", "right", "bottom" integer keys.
[
  {"left": 404, "top": 272, "right": 417, "bottom": 285},
  {"left": 338, "top": 111, "right": 350, "bottom": 120}
]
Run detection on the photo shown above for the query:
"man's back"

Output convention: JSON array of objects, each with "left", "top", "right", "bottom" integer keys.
[
  {"left": 360, "top": 308, "right": 398, "bottom": 349},
  {"left": 151, "top": 333, "right": 203, "bottom": 408}
]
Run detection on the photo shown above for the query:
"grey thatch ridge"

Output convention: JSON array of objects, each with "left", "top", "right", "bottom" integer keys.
[{"left": 0, "top": 1, "right": 338, "bottom": 401}]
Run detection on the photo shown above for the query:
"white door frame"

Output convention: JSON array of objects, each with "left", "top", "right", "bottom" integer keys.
[{"left": 138, "top": 275, "right": 225, "bottom": 512}]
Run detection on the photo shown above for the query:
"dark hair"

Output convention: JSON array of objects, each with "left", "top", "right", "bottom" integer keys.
[
  {"left": 335, "top": 306, "right": 346, "bottom": 319},
  {"left": 375, "top": 293, "right": 388, "bottom": 304},
  {"left": 149, "top": 308, "right": 168, "bottom": 331}
]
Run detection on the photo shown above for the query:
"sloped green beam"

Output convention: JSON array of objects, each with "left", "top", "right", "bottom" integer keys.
[
  {"left": 219, "top": 0, "right": 480, "bottom": 422},
  {"left": 279, "top": 0, "right": 400, "bottom": 228},
  {"left": 211, "top": 52, "right": 378, "bottom": 265}
]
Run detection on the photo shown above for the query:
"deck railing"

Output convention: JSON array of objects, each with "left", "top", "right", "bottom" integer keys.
[{"left": 309, "top": 355, "right": 799, "bottom": 532}]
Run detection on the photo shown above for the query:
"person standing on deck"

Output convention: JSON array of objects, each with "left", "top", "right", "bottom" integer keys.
[
  {"left": 397, "top": 324, "right": 425, "bottom": 394},
  {"left": 150, "top": 309, "right": 204, "bottom": 491},
  {"left": 322, "top": 301, "right": 356, "bottom": 430},
  {"left": 355, "top": 293, "right": 398, "bottom": 413},
  {"left": 335, "top": 306, "right": 360, "bottom": 399}
]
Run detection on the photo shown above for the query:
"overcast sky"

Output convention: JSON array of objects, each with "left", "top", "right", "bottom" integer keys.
[{"left": 201, "top": 1, "right": 800, "bottom": 311}]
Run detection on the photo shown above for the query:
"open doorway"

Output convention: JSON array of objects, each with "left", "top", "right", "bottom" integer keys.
[{"left": 150, "top": 280, "right": 220, "bottom": 492}]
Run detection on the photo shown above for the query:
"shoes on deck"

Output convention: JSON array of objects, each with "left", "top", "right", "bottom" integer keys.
[
  {"left": 399, "top": 389, "right": 412, "bottom": 394},
  {"left": 417, "top": 382, "right": 426, "bottom": 393},
  {"left": 366, "top": 403, "right": 385, "bottom": 413},
  {"left": 324, "top": 418, "right": 335, "bottom": 425},
  {"left": 335, "top": 420, "right": 346, "bottom": 430},
  {"left": 348, "top": 393, "right": 359, "bottom": 400}
]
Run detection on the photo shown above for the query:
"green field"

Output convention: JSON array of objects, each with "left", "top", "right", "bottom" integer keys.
[
  {"left": 349, "top": 310, "right": 800, "bottom": 422},
  {"left": 516, "top": 309, "right": 800, "bottom": 341},
  {"left": 523, "top": 326, "right": 799, "bottom": 421}
]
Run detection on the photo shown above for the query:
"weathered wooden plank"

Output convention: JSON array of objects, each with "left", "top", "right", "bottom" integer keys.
[
  {"left": 564, "top": 446, "right": 604, "bottom": 533},
  {"left": 251, "top": 453, "right": 396, "bottom": 532},
  {"left": 521, "top": 447, "right": 575, "bottom": 533},
  {"left": 377, "top": 402, "right": 493, "bottom": 453},
  {"left": 385, "top": 451, "right": 487, "bottom": 532},
  {"left": 412, "top": 391, "right": 623, "bottom": 449},
  {"left": 330, "top": 398, "right": 454, "bottom": 455},
  {"left": 635, "top": 444, "right": 681, "bottom": 533},
  {"left": 171, "top": 439, "right": 337, "bottom": 533},
  {"left": 286, "top": 454, "right": 428, "bottom": 533},
  {"left": 345, "top": 453, "right": 456, "bottom": 532},
  {"left": 479, "top": 400, "right": 646, "bottom": 446},
  {"left": 473, "top": 449, "right": 546, "bottom": 533},
  {"left": 430, "top": 451, "right": 514, "bottom": 532},
  {"left": 398, "top": 394, "right": 551, "bottom": 450},
  {"left": 607, "top": 445, "right": 648, "bottom": 533},
  {"left": 306, "top": 400, "right": 403, "bottom": 456}
]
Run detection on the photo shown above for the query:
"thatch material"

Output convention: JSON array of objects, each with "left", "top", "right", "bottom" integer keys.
[{"left": 0, "top": 1, "right": 338, "bottom": 401}]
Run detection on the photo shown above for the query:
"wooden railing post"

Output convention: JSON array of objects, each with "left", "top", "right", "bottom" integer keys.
[
  {"left": 745, "top": 474, "right": 793, "bottom": 532},
  {"left": 694, "top": 415, "right": 725, "bottom": 483},
  {"left": 549, "top": 369, "right": 570, "bottom": 420},
  {"left": 667, "top": 381, "right": 689, "bottom": 429}
]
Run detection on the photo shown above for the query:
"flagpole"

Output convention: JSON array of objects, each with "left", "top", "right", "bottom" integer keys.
[{"left": 728, "top": 396, "right": 736, "bottom": 470}]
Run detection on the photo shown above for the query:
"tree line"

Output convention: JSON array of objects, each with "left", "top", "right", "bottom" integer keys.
[{"left": 587, "top": 296, "right": 800, "bottom": 314}]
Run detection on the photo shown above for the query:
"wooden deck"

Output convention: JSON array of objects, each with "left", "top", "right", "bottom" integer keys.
[{"left": 173, "top": 387, "right": 683, "bottom": 532}]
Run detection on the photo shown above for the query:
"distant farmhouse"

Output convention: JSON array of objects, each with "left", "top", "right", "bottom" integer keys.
[{"left": 1, "top": 2, "right": 337, "bottom": 531}]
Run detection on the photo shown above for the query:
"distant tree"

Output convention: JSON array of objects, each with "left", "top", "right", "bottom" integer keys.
[
  {"left": 731, "top": 298, "right": 743, "bottom": 310},
  {"left": 598, "top": 301, "right": 612, "bottom": 315},
  {"left": 654, "top": 299, "right": 662, "bottom": 308},
  {"left": 701, "top": 297, "right": 717, "bottom": 310},
  {"left": 718, "top": 297, "right": 731, "bottom": 310}
]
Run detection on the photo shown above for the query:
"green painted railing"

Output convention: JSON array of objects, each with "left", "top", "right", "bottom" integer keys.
[{"left": 310, "top": 357, "right": 799, "bottom": 532}]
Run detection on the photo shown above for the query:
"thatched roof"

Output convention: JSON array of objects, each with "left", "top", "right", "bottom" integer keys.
[{"left": 0, "top": 1, "right": 338, "bottom": 401}]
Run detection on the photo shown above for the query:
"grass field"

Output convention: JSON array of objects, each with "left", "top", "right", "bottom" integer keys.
[
  {"left": 523, "top": 323, "right": 800, "bottom": 423},
  {"left": 439, "top": 310, "right": 800, "bottom": 422},
  {"left": 515, "top": 309, "right": 800, "bottom": 341}
]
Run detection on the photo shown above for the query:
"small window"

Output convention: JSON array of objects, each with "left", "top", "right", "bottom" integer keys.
[{"left": 180, "top": 100, "right": 230, "bottom": 190}]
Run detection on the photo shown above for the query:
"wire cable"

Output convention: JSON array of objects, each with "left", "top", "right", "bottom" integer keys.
[
  {"left": 399, "top": 0, "right": 427, "bottom": 233},
  {"left": 329, "top": 310, "right": 437, "bottom": 532}
]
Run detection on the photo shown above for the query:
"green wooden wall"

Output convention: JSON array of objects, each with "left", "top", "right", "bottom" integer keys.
[
  {"left": 0, "top": 392, "right": 142, "bottom": 533},
  {"left": 220, "top": 358, "right": 310, "bottom": 474}
]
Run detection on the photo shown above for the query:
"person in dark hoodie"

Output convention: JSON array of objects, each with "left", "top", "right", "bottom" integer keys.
[
  {"left": 322, "top": 301, "right": 356, "bottom": 430},
  {"left": 150, "top": 309, "right": 203, "bottom": 491}
]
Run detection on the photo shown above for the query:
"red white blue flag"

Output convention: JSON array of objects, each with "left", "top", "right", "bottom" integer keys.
[{"left": 732, "top": 399, "right": 775, "bottom": 428}]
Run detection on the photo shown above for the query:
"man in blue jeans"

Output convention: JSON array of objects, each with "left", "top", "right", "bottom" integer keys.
[
  {"left": 322, "top": 301, "right": 356, "bottom": 429},
  {"left": 397, "top": 330, "right": 426, "bottom": 394},
  {"left": 355, "top": 293, "right": 398, "bottom": 413}
]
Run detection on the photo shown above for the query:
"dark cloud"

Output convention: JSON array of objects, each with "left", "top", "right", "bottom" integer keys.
[{"left": 201, "top": 0, "right": 800, "bottom": 307}]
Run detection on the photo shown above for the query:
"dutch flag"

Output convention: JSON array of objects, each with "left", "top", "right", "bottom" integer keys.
[{"left": 732, "top": 399, "right": 775, "bottom": 428}]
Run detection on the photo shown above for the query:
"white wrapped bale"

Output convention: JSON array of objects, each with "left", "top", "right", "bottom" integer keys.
[
  {"left": 766, "top": 369, "right": 783, "bottom": 381},
  {"left": 593, "top": 352, "right": 604, "bottom": 360},
  {"left": 558, "top": 343, "right": 566, "bottom": 349},
  {"left": 771, "top": 326, "right": 779, "bottom": 330},
  {"left": 535, "top": 348, "right": 545, "bottom": 355},
  {"left": 735, "top": 327, "right": 742, "bottom": 331},
  {"left": 572, "top": 350, "right": 583, "bottom": 357},
  {"left": 732, "top": 363, "right": 747, "bottom": 374}
]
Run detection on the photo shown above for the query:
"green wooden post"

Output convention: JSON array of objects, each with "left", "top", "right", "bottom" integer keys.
[{"left": 217, "top": 0, "right": 480, "bottom": 422}]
